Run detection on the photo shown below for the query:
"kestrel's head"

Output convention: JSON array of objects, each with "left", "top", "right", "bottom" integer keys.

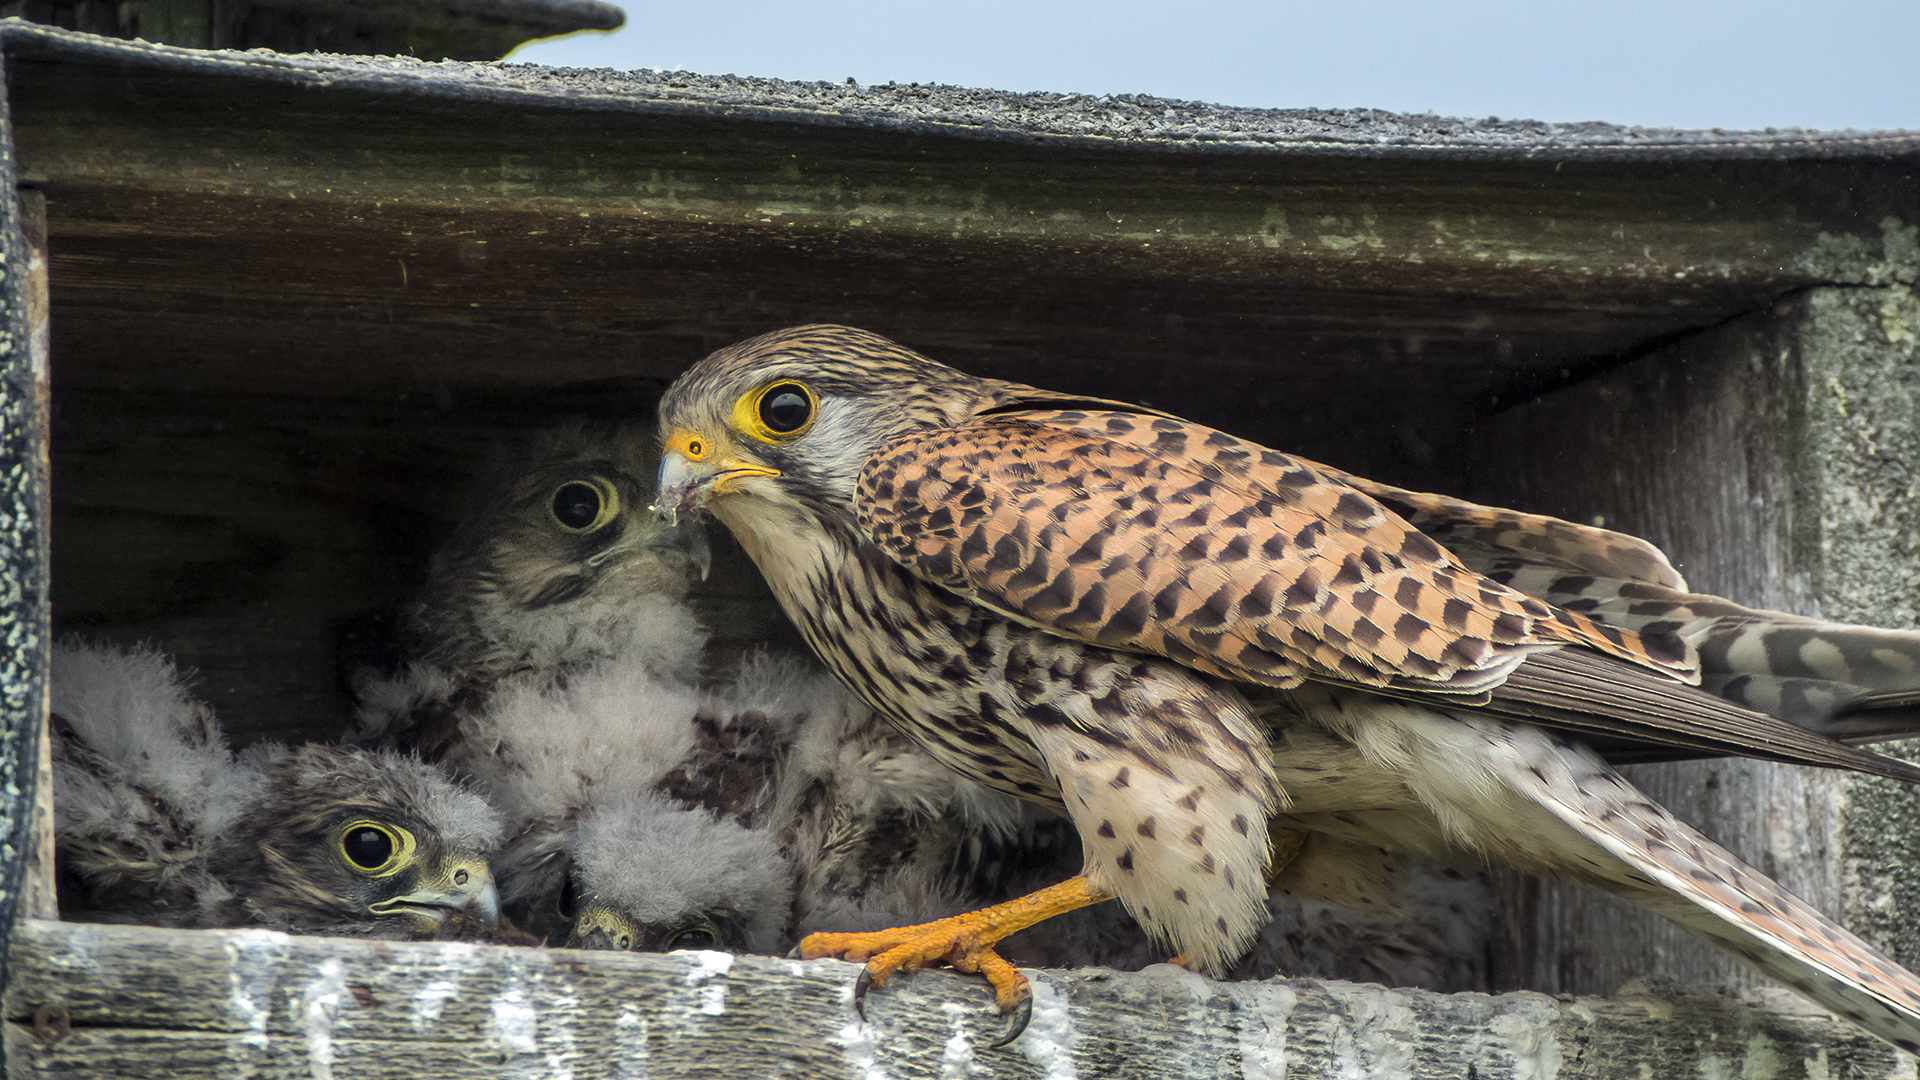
[
  {"left": 654, "top": 325, "right": 1025, "bottom": 527},
  {"left": 210, "top": 744, "right": 505, "bottom": 937},
  {"left": 420, "top": 423, "right": 711, "bottom": 634},
  {"left": 556, "top": 799, "right": 794, "bottom": 955}
]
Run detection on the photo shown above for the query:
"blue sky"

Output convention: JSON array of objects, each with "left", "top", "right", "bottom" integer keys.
[{"left": 511, "top": 0, "right": 1919, "bottom": 131}]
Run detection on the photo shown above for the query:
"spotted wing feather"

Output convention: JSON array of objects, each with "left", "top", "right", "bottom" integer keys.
[
  {"left": 1334, "top": 472, "right": 1690, "bottom": 591},
  {"left": 856, "top": 410, "right": 1697, "bottom": 697}
]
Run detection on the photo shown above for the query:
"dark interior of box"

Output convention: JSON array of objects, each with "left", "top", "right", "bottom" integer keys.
[{"left": 21, "top": 56, "right": 1894, "bottom": 746}]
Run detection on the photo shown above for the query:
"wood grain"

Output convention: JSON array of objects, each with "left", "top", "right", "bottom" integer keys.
[{"left": 4, "top": 919, "right": 1904, "bottom": 1079}]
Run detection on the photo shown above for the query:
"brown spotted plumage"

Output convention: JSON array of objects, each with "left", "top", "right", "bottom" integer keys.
[
  {"left": 654, "top": 323, "right": 1920, "bottom": 1051},
  {"left": 861, "top": 412, "right": 1694, "bottom": 695}
]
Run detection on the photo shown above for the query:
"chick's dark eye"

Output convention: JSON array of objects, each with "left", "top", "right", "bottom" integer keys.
[
  {"left": 668, "top": 926, "right": 718, "bottom": 949},
  {"left": 556, "top": 876, "right": 579, "bottom": 921},
  {"left": 758, "top": 383, "right": 812, "bottom": 433},
  {"left": 552, "top": 481, "right": 604, "bottom": 530},
  {"left": 343, "top": 826, "right": 395, "bottom": 869}
]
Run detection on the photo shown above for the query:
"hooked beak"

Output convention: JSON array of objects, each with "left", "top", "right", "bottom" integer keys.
[
  {"left": 651, "top": 429, "right": 778, "bottom": 528},
  {"left": 371, "top": 860, "right": 502, "bottom": 927}
]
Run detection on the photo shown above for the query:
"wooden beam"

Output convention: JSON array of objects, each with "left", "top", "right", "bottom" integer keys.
[{"left": 3, "top": 920, "right": 1904, "bottom": 1079}]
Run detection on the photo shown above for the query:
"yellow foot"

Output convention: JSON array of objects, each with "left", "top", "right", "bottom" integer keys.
[{"left": 797, "top": 875, "right": 1114, "bottom": 1046}]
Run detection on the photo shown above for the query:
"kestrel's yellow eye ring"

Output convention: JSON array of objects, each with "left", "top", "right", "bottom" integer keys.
[
  {"left": 739, "top": 380, "right": 817, "bottom": 441},
  {"left": 550, "top": 477, "right": 621, "bottom": 533},
  {"left": 338, "top": 820, "right": 415, "bottom": 877}
]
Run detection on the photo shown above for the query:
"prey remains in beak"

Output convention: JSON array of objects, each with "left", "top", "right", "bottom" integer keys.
[{"left": 651, "top": 428, "right": 778, "bottom": 526}]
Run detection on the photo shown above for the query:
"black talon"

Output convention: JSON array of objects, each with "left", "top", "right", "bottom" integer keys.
[
  {"left": 989, "top": 997, "right": 1033, "bottom": 1049},
  {"left": 852, "top": 966, "right": 874, "bottom": 1021}
]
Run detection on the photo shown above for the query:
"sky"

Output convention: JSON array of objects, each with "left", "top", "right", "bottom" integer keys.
[{"left": 511, "top": 0, "right": 1920, "bottom": 132}]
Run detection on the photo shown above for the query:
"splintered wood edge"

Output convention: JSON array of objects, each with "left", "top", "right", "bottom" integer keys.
[{"left": 0, "top": 920, "right": 1905, "bottom": 1079}]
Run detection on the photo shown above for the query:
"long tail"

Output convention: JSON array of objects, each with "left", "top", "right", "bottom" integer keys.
[
  {"left": 1503, "top": 734, "right": 1920, "bottom": 1052},
  {"left": 1287, "top": 685, "right": 1920, "bottom": 1052}
]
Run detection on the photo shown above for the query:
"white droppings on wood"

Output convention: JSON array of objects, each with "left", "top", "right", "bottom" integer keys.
[
  {"left": 1487, "top": 1001, "right": 1565, "bottom": 1080},
  {"left": 826, "top": 975, "right": 892, "bottom": 1080},
  {"left": 490, "top": 984, "right": 539, "bottom": 1056},
  {"left": 223, "top": 928, "right": 289, "bottom": 1048},
  {"left": 1230, "top": 981, "right": 1296, "bottom": 1079},
  {"left": 1014, "top": 975, "right": 1079, "bottom": 1080},
  {"left": 414, "top": 978, "right": 461, "bottom": 1031},
  {"left": 832, "top": 1016, "right": 890, "bottom": 1080},
  {"left": 937, "top": 1001, "right": 977, "bottom": 1080},
  {"left": 1346, "top": 984, "right": 1422, "bottom": 1080},
  {"left": 1135, "top": 962, "right": 1214, "bottom": 999},
  {"left": 684, "top": 949, "right": 734, "bottom": 1015},
  {"left": 298, "top": 957, "right": 348, "bottom": 1080},
  {"left": 542, "top": 989, "right": 583, "bottom": 1080},
  {"left": 49, "top": 923, "right": 104, "bottom": 972},
  {"left": 1737, "top": 1030, "right": 1791, "bottom": 1079},
  {"left": 613, "top": 1006, "right": 653, "bottom": 1080}
]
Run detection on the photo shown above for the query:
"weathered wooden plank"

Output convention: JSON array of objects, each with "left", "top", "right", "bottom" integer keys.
[
  {"left": 14, "top": 188, "right": 54, "bottom": 926},
  {"left": 9, "top": 51, "right": 1909, "bottom": 305},
  {"left": 0, "top": 45, "right": 55, "bottom": 1079},
  {"left": 9, "top": 36, "right": 1917, "bottom": 488},
  {"left": 0, "top": 0, "right": 623, "bottom": 59},
  {"left": 3, "top": 920, "right": 1908, "bottom": 1079}
]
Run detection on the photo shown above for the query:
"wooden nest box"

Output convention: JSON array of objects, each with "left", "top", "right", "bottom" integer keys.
[{"left": 3, "top": 22, "right": 1920, "bottom": 1077}]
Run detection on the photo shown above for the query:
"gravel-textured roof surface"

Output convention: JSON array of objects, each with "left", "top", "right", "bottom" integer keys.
[{"left": 5, "top": 19, "right": 1917, "bottom": 160}]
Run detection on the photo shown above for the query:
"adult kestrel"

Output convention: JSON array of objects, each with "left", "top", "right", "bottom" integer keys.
[
  {"left": 51, "top": 641, "right": 504, "bottom": 937},
  {"left": 654, "top": 323, "right": 1920, "bottom": 1049}
]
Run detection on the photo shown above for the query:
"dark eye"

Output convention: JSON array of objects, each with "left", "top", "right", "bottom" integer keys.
[
  {"left": 667, "top": 925, "right": 719, "bottom": 950},
  {"left": 556, "top": 875, "right": 579, "bottom": 921},
  {"left": 757, "top": 383, "right": 813, "bottom": 434},
  {"left": 552, "top": 481, "right": 603, "bottom": 530},
  {"left": 550, "top": 478, "right": 620, "bottom": 533},
  {"left": 342, "top": 825, "right": 395, "bottom": 870}
]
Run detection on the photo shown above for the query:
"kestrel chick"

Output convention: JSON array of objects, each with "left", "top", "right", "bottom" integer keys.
[
  {"left": 654, "top": 324, "right": 1920, "bottom": 1049},
  {"left": 51, "top": 641, "right": 504, "bottom": 937},
  {"left": 353, "top": 421, "right": 711, "bottom": 757},
  {"left": 557, "top": 798, "right": 794, "bottom": 954},
  {"left": 456, "top": 642, "right": 1064, "bottom": 955}
]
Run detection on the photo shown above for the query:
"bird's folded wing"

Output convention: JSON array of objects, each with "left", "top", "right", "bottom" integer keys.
[
  {"left": 855, "top": 408, "right": 1696, "bottom": 697},
  {"left": 857, "top": 409, "right": 1920, "bottom": 781},
  {"left": 1332, "top": 471, "right": 1690, "bottom": 591}
]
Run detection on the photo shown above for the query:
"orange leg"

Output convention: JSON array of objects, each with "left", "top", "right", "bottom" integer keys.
[{"left": 799, "top": 875, "right": 1115, "bottom": 1042}]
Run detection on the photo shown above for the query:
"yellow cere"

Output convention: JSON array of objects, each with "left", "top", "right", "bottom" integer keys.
[{"left": 663, "top": 427, "right": 713, "bottom": 462}]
